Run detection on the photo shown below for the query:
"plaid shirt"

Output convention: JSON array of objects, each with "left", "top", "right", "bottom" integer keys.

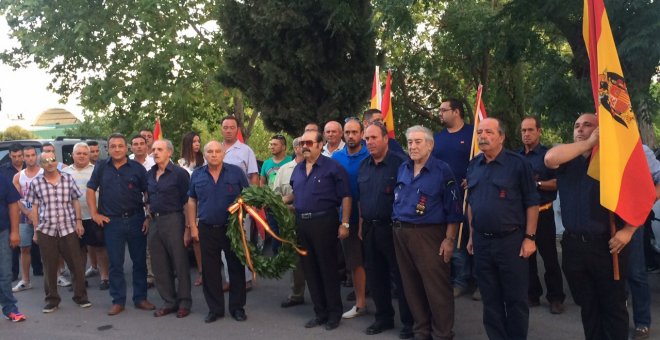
[{"left": 27, "top": 172, "right": 82, "bottom": 237}]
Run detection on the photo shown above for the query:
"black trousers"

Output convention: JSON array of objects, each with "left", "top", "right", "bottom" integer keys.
[
  {"left": 198, "top": 222, "right": 245, "bottom": 314},
  {"left": 528, "top": 207, "right": 565, "bottom": 303},
  {"left": 363, "top": 220, "right": 413, "bottom": 327},
  {"left": 561, "top": 232, "right": 629, "bottom": 340},
  {"left": 12, "top": 243, "right": 43, "bottom": 279},
  {"left": 297, "top": 212, "right": 343, "bottom": 323},
  {"left": 474, "top": 230, "right": 529, "bottom": 340}
]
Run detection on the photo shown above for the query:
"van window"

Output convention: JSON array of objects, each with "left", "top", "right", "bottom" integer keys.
[{"left": 62, "top": 144, "right": 74, "bottom": 165}]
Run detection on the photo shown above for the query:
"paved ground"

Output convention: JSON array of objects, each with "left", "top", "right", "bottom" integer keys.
[{"left": 3, "top": 245, "right": 659, "bottom": 340}]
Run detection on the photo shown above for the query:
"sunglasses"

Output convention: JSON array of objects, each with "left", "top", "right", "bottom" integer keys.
[
  {"left": 272, "top": 134, "right": 286, "bottom": 140},
  {"left": 299, "top": 140, "right": 317, "bottom": 147},
  {"left": 41, "top": 158, "right": 57, "bottom": 164}
]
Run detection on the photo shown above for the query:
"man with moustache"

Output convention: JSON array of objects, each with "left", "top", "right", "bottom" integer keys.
[
  {"left": 147, "top": 139, "right": 192, "bottom": 318},
  {"left": 466, "top": 118, "right": 539, "bottom": 340},
  {"left": 322, "top": 121, "right": 345, "bottom": 157},
  {"left": 519, "top": 116, "right": 565, "bottom": 313},
  {"left": 359, "top": 122, "right": 413, "bottom": 338},
  {"left": 285, "top": 130, "right": 351, "bottom": 331},
  {"left": 392, "top": 125, "right": 463, "bottom": 340},
  {"left": 187, "top": 141, "right": 249, "bottom": 323},
  {"left": 545, "top": 114, "right": 636, "bottom": 340},
  {"left": 332, "top": 118, "right": 370, "bottom": 319}
]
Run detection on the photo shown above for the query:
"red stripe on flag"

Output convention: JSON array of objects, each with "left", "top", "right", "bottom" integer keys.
[{"left": 614, "top": 140, "right": 656, "bottom": 226}]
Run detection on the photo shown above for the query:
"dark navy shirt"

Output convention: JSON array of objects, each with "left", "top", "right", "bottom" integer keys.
[
  {"left": 87, "top": 158, "right": 148, "bottom": 216},
  {"left": 358, "top": 150, "right": 408, "bottom": 221},
  {"left": 556, "top": 155, "right": 610, "bottom": 235},
  {"left": 519, "top": 144, "right": 557, "bottom": 204},
  {"left": 0, "top": 163, "right": 23, "bottom": 183},
  {"left": 290, "top": 155, "right": 351, "bottom": 213},
  {"left": 147, "top": 162, "right": 190, "bottom": 214},
  {"left": 388, "top": 139, "right": 405, "bottom": 156},
  {"left": 432, "top": 124, "right": 473, "bottom": 182},
  {"left": 332, "top": 145, "right": 370, "bottom": 224},
  {"left": 188, "top": 163, "right": 248, "bottom": 226},
  {"left": 392, "top": 156, "right": 463, "bottom": 224},
  {"left": 467, "top": 149, "right": 540, "bottom": 233},
  {"left": 0, "top": 173, "right": 21, "bottom": 231}
]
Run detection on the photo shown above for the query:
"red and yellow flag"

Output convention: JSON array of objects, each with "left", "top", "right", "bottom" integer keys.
[
  {"left": 583, "top": 0, "right": 655, "bottom": 226},
  {"left": 153, "top": 118, "right": 163, "bottom": 140},
  {"left": 380, "top": 70, "right": 395, "bottom": 138},
  {"left": 370, "top": 66, "right": 381, "bottom": 110},
  {"left": 469, "top": 85, "right": 488, "bottom": 160}
]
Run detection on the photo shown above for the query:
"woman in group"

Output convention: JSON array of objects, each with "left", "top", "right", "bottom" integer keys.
[{"left": 178, "top": 131, "right": 205, "bottom": 286}]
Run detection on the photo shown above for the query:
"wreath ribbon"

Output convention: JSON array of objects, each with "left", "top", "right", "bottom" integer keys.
[{"left": 228, "top": 197, "right": 308, "bottom": 278}]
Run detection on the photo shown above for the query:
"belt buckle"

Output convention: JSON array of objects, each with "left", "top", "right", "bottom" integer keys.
[
  {"left": 393, "top": 221, "right": 402, "bottom": 228},
  {"left": 483, "top": 232, "right": 494, "bottom": 238},
  {"left": 301, "top": 213, "right": 312, "bottom": 220}
]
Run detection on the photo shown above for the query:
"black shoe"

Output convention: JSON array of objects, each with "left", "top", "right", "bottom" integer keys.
[
  {"left": 205, "top": 312, "right": 223, "bottom": 323},
  {"left": 346, "top": 291, "right": 356, "bottom": 301},
  {"left": 366, "top": 321, "right": 395, "bottom": 335},
  {"left": 99, "top": 280, "right": 110, "bottom": 291},
  {"left": 399, "top": 325, "right": 414, "bottom": 339},
  {"left": 304, "top": 317, "right": 327, "bottom": 328},
  {"left": 528, "top": 298, "right": 541, "bottom": 307},
  {"left": 280, "top": 298, "right": 304, "bottom": 308},
  {"left": 325, "top": 320, "right": 340, "bottom": 330},
  {"left": 230, "top": 309, "right": 247, "bottom": 322}
]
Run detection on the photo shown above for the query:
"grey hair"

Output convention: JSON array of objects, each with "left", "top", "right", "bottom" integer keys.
[
  {"left": 292, "top": 137, "right": 301, "bottom": 148},
  {"left": 405, "top": 125, "right": 434, "bottom": 144},
  {"left": 73, "top": 142, "right": 90, "bottom": 153},
  {"left": 156, "top": 139, "right": 174, "bottom": 152}
]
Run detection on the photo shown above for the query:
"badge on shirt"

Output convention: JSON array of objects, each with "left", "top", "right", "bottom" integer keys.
[
  {"left": 416, "top": 195, "right": 427, "bottom": 215},
  {"left": 499, "top": 189, "right": 507, "bottom": 198}
]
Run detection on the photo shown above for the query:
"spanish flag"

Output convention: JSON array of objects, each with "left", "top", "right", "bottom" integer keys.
[
  {"left": 153, "top": 118, "right": 163, "bottom": 140},
  {"left": 380, "top": 70, "right": 395, "bottom": 138},
  {"left": 469, "top": 85, "right": 488, "bottom": 160},
  {"left": 370, "top": 66, "right": 381, "bottom": 110},
  {"left": 583, "top": 0, "right": 655, "bottom": 226}
]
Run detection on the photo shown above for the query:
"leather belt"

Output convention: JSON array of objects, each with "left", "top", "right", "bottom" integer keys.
[
  {"left": 563, "top": 231, "right": 609, "bottom": 243},
  {"left": 108, "top": 209, "right": 143, "bottom": 218},
  {"left": 363, "top": 219, "right": 391, "bottom": 226},
  {"left": 151, "top": 210, "right": 183, "bottom": 219},
  {"left": 478, "top": 227, "right": 520, "bottom": 239},
  {"left": 298, "top": 209, "right": 335, "bottom": 220},
  {"left": 392, "top": 221, "right": 438, "bottom": 229},
  {"left": 539, "top": 202, "right": 553, "bottom": 212}
]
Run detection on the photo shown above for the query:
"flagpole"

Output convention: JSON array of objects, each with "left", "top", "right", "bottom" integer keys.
[{"left": 609, "top": 212, "right": 620, "bottom": 280}]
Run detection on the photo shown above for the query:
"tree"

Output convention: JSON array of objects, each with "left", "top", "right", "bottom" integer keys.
[
  {"left": 0, "top": 125, "right": 37, "bottom": 140},
  {"left": 216, "top": 0, "right": 376, "bottom": 135}
]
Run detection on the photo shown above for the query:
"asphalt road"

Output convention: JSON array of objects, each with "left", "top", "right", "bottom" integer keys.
[{"left": 3, "top": 245, "right": 659, "bottom": 340}]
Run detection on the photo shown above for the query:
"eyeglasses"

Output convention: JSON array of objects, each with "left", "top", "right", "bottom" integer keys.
[
  {"left": 439, "top": 108, "right": 454, "bottom": 113},
  {"left": 41, "top": 158, "right": 57, "bottom": 164},
  {"left": 367, "top": 120, "right": 386, "bottom": 128},
  {"left": 299, "top": 140, "right": 317, "bottom": 147}
]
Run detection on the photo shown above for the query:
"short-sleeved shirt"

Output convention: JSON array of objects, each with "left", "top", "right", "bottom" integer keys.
[
  {"left": 467, "top": 149, "right": 540, "bottom": 233},
  {"left": 0, "top": 163, "right": 24, "bottom": 182},
  {"left": 519, "top": 144, "right": 557, "bottom": 204},
  {"left": 272, "top": 159, "right": 299, "bottom": 197},
  {"left": 643, "top": 144, "right": 660, "bottom": 184},
  {"left": 358, "top": 150, "right": 408, "bottom": 221},
  {"left": 86, "top": 158, "right": 148, "bottom": 216},
  {"left": 0, "top": 174, "right": 21, "bottom": 231},
  {"left": 224, "top": 141, "right": 259, "bottom": 177},
  {"left": 147, "top": 162, "right": 190, "bottom": 214},
  {"left": 290, "top": 155, "right": 351, "bottom": 213},
  {"left": 556, "top": 155, "right": 610, "bottom": 234},
  {"left": 260, "top": 156, "right": 293, "bottom": 189},
  {"left": 188, "top": 163, "right": 249, "bottom": 225},
  {"left": 432, "top": 124, "right": 473, "bottom": 182},
  {"left": 28, "top": 172, "right": 82, "bottom": 237},
  {"left": 62, "top": 164, "right": 95, "bottom": 220},
  {"left": 322, "top": 140, "right": 346, "bottom": 157},
  {"left": 392, "top": 156, "right": 463, "bottom": 224},
  {"left": 332, "top": 146, "right": 370, "bottom": 224}
]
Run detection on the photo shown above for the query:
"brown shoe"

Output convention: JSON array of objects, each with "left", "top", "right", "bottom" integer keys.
[
  {"left": 176, "top": 308, "right": 191, "bottom": 318},
  {"left": 108, "top": 304, "right": 124, "bottom": 316},
  {"left": 154, "top": 307, "right": 176, "bottom": 317},
  {"left": 135, "top": 300, "right": 156, "bottom": 311}
]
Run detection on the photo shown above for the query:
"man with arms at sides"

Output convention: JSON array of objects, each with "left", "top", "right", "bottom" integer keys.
[
  {"left": 362, "top": 108, "right": 405, "bottom": 155},
  {"left": 129, "top": 135, "right": 155, "bottom": 170},
  {"left": 322, "top": 121, "right": 345, "bottom": 157},
  {"left": 187, "top": 141, "right": 250, "bottom": 323}
]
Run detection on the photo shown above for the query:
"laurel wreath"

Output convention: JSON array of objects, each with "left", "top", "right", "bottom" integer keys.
[{"left": 226, "top": 186, "right": 299, "bottom": 279}]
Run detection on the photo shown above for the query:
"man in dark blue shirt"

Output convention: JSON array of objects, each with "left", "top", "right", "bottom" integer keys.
[
  {"left": 358, "top": 122, "right": 413, "bottom": 338},
  {"left": 466, "top": 118, "right": 539, "bottom": 340},
  {"left": 362, "top": 108, "right": 405, "bottom": 155},
  {"left": 519, "top": 116, "right": 565, "bottom": 314},
  {"left": 545, "top": 113, "right": 636, "bottom": 340},
  {"left": 146, "top": 139, "right": 191, "bottom": 318},
  {"left": 431, "top": 98, "right": 475, "bottom": 299},
  {"left": 87, "top": 133, "right": 155, "bottom": 316},
  {"left": 392, "top": 125, "right": 463, "bottom": 340},
  {"left": 2, "top": 143, "right": 27, "bottom": 282},
  {"left": 187, "top": 140, "right": 249, "bottom": 324},
  {"left": 286, "top": 130, "right": 351, "bottom": 331}
]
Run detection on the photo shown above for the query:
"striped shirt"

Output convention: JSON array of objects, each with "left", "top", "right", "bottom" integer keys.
[{"left": 27, "top": 172, "right": 82, "bottom": 237}]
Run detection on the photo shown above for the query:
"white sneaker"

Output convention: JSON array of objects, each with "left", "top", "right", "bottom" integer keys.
[
  {"left": 342, "top": 305, "right": 368, "bottom": 319},
  {"left": 85, "top": 267, "right": 99, "bottom": 278},
  {"left": 12, "top": 280, "right": 32, "bottom": 292},
  {"left": 57, "top": 275, "right": 71, "bottom": 287}
]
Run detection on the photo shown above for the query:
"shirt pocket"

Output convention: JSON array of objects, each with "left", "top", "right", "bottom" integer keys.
[{"left": 492, "top": 178, "right": 520, "bottom": 201}]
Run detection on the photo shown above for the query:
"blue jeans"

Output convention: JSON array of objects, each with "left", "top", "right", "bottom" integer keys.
[
  {"left": 451, "top": 222, "right": 472, "bottom": 289},
  {"left": 0, "top": 229, "right": 19, "bottom": 316},
  {"left": 104, "top": 213, "right": 147, "bottom": 306},
  {"left": 627, "top": 227, "right": 651, "bottom": 328}
]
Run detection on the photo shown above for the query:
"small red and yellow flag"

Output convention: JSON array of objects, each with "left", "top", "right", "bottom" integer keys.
[
  {"left": 583, "top": 0, "right": 655, "bottom": 226},
  {"left": 370, "top": 66, "right": 381, "bottom": 110},
  {"left": 469, "top": 85, "right": 488, "bottom": 160},
  {"left": 153, "top": 118, "right": 163, "bottom": 140},
  {"left": 380, "top": 70, "right": 395, "bottom": 138}
]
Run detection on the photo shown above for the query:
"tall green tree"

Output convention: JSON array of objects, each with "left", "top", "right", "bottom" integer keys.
[{"left": 216, "top": 0, "right": 376, "bottom": 135}]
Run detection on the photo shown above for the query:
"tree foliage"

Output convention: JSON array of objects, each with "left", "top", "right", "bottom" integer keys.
[
  {"left": 216, "top": 0, "right": 376, "bottom": 135},
  {"left": 0, "top": 125, "right": 37, "bottom": 140}
]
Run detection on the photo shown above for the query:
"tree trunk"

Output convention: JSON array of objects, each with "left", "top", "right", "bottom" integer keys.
[{"left": 636, "top": 98, "right": 657, "bottom": 149}]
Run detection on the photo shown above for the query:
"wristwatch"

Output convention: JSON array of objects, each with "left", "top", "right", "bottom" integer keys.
[
  {"left": 536, "top": 181, "right": 542, "bottom": 188},
  {"left": 524, "top": 233, "right": 536, "bottom": 241},
  {"left": 341, "top": 222, "right": 350, "bottom": 229}
]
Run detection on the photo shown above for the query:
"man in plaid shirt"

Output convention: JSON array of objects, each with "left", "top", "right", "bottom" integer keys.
[{"left": 27, "top": 151, "right": 91, "bottom": 313}]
